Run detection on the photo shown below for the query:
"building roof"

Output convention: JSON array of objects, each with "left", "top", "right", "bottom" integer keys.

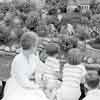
[
  {"left": 68, "top": 0, "right": 78, "bottom": 6},
  {"left": 78, "top": 0, "right": 92, "bottom": 5}
]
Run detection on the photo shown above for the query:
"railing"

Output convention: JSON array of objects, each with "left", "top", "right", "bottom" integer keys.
[
  {"left": 0, "top": 50, "right": 16, "bottom": 81},
  {"left": 84, "top": 45, "right": 100, "bottom": 59}
]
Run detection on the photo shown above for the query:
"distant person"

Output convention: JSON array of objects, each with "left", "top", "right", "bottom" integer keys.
[
  {"left": 67, "top": 24, "right": 75, "bottom": 36},
  {"left": 83, "top": 71, "right": 100, "bottom": 100}
]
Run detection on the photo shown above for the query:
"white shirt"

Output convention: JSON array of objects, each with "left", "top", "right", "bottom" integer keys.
[
  {"left": 62, "top": 63, "right": 87, "bottom": 87},
  {"left": 11, "top": 52, "right": 47, "bottom": 89},
  {"left": 83, "top": 89, "right": 100, "bottom": 100}
]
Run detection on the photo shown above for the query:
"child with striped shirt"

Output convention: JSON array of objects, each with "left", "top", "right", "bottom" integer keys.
[
  {"left": 43, "top": 43, "right": 61, "bottom": 100},
  {"left": 57, "top": 48, "right": 87, "bottom": 100}
]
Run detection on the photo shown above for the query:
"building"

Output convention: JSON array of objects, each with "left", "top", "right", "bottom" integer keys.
[
  {"left": 78, "top": 0, "right": 92, "bottom": 12},
  {"left": 67, "top": 0, "right": 78, "bottom": 12}
]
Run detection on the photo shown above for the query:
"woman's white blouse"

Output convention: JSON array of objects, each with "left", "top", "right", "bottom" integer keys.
[{"left": 11, "top": 53, "right": 47, "bottom": 89}]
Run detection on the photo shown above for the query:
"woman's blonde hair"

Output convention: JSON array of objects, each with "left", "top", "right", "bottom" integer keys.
[
  {"left": 67, "top": 48, "right": 82, "bottom": 65},
  {"left": 20, "top": 31, "right": 39, "bottom": 50}
]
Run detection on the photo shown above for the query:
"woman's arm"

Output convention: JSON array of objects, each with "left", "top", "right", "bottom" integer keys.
[{"left": 35, "top": 59, "right": 47, "bottom": 88}]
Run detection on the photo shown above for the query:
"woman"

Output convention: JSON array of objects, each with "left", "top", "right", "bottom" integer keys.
[{"left": 2, "top": 31, "right": 49, "bottom": 100}]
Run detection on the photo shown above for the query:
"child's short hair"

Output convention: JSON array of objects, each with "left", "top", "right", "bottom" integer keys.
[
  {"left": 45, "top": 43, "right": 59, "bottom": 56},
  {"left": 20, "top": 31, "right": 39, "bottom": 50},
  {"left": 85, "top": 71, "right": 100, "bottom": 89},
  {"left": 67, "top": 48, "right": 82, "bottom": 65}
]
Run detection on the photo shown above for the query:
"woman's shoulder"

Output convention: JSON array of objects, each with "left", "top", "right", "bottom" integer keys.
[{"left": 13, "top": 53, "right": 24, "bottom": 63}]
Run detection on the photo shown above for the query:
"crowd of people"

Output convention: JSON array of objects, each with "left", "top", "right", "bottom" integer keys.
[{"left": 0, "top": 0, "right": 100, "bottom": 100}]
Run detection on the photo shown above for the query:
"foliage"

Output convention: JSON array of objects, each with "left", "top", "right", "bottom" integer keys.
[
  {"left": 36, "top": 24, "right": 49, "bottom": 37},
  {"left": 25, "top": 11, "right": 40, "bottom": 31},
  {"left": 82, "top": 10, "right": 92, "bottom": 19},
  {"left": 75, "top": 25, "right": 90, "bottom": 41},
  {"left": 45, "top": 15, "right": 59, "bottom": 28},
  {"left": 61, "top": 13, "right": 81, "bottom": 25},
  {"left": 56, "top": 0, "right": 68, "bottom": 10},
  {"left": 80, "top": 16, "right": 89, "bottom": 25},
  {"left": 90, "top": 0, "right": 97, "bottom": 14},
  {"left": 90, "top": 14, "right": 100, "bottom": 34},
  {"left": 96, "top": 3, "right": 100, "bottom": 14},
  {"left": 0, "top": 2, "right": 10, "bottom": 14},
  {"left": 0, "top": 22, "right": 10, "bottom": 44},
  {"left": 45, "top": 0, "right": 68, "bottom": 13},
  {"left": 58, "top": 34, "right": 78, "bottom": 52},
  {"left": 0, "top": 0, "right": 99, "bottom": 52},
  {"left": 48, "top": 7, "right": 58, "bottom": 15},
  {"left": 4, "top": 11, "right": 16, "bottom": 26},
  {"left": 14, "top": 2, "right": 31, "bottom": 13}
]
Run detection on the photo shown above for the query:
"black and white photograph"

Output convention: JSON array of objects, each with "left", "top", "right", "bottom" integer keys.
[{"left": 0, "top": 0, "right": 100, "bottom": 100}]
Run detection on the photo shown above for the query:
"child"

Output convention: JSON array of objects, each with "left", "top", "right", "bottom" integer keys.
[
  {"left": 83, "top": 71, "right": 100, "bottom": 100},
  {"left": 57, "top": 48, "right": 87, "bottom": 100},
  {"left": 43, "top": 43, "right": 61, "bottom": 100}
]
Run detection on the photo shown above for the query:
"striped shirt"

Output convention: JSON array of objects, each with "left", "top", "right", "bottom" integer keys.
[
  {"left": 62, "top": 63, "right": 86, "bottom": 87},
  {"left": 43, "top": 57, "right": 60, "bottom": 81}
]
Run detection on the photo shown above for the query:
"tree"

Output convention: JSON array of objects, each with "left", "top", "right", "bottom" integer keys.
[
  {"left": 90, "top": 14, "right": 100, "bottom": 33},
  {"left": 57, "top": 0, "right": 68, "bottom": 8},
  {"left": 80, "top": 16, "right": 89, "bottom": 25},
  {"left": 90, "top": 0, "right": 97, "bottom": 14},
  {"left": 82, "top": 10, "right": 92, "bottom": 19},
  {"left": 30, "top": 0, "right": 45, "bottom": 10},
  {"left": 75, "top": 24, "right": 90, "bottom": 41},
  {"left": 25, "top": 11, "right": 40, "bottom": 31},
  {"left": 45, "top": 0, "right": 68, "bottom": 13},
  {"left": 96, "top": 3, "right": 100, "bottom": 14},
  {"left": 61, "top": 13, "right": 81, "bottom": 25}
]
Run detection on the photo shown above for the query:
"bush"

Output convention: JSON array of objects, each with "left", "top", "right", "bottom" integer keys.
[
  {"left": 25, "top": 11, "right": 40, "bottom": 31},
  {"left": 58, "top": 35, "right": 78, "bottom": 51},
  {"left": 0, "top": 22, "right": 10, "bottom": 44},
  {"left": 75, "top": 25, "right": 90, "bottom": 41},
  {"left": 36, "top": 24, "right": 49, "bottom": 37},
  {"left": 80, "top": 16, "right": 89, "bottom": 25}
]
